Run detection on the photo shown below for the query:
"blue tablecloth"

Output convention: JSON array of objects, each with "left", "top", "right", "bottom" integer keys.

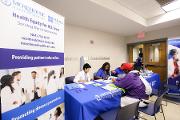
[
  {"left": 144, "top": 73, "right": 160, "bottom": 90},
  {"left": 65, "top": 73, "right": 160, "bottom": 120},
  {"left": 65, "top": 83, "right": 122, "bottom": 120}
]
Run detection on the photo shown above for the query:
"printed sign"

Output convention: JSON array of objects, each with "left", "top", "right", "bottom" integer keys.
[
  {"left": 167, "top": 38, "right": 180, "bottom": 95},
  {"left": 0, "top": 0, "right": 65, "bottom": 119}
]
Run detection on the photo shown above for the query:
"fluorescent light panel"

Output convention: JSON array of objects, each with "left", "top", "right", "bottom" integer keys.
[{"left": 162, "top": 0, "right": 180, "bottom": 12}]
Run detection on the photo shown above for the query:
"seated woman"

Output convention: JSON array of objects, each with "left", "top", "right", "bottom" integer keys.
[
  {"left": 111, "top": 63, "right": 125, "bottom": 77},
  {"left": 95, "top": 62, "right": 111, "bottom": 80},
  {"left": 74, "top": 63, "right": 91, "bottom": 83},
  {"left": 112, "top": 63, "right": 152, "bottom": 107}
]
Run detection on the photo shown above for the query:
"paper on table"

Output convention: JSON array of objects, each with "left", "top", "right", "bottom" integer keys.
[
  {"left": 108, "top": 76, "right": 117, "bottom": 80},
  {"left": 102, "top": 84, "right": 126, "bottom": 93},
  {"left": 102, "top": 80, "right": 112, "bottom": 84},
  {"left": 92, "top": 83, "right": 103, "bottom": 87},
  {"left": 102, "top": 84, "right": 117, "bottom": 91},
  {"left": 78, "top": 84, "right": 85, "bottom": 88},
  {"left": 94, "top": 79, "right": 104, "bottom": 82},
  {"left": 143, "top": 75, "right": 151, "bottom": 78},
  {"left": 66, "top": 83, "right": 85, "bottom": 90},
  {"left": 84, "top": 81, "right": 95, "bottom": 85}
]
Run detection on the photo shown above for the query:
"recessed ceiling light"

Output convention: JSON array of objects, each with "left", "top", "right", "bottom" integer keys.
[{"left": 162, "top": 0, "right": 180, "bottom": 12}]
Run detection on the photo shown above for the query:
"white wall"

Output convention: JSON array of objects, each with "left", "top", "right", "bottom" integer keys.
[
  {"left": 64, "top": 24, "right": 127, "bottom": 77},
  {"left": 126, "top": 25, "right": 180, "bottom": 43}
]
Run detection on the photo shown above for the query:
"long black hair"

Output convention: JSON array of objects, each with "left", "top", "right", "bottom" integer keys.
[
  {"left": 59, "top": 67, "right": 64, "bottom": 78},
  {"left": 48, "top": 70, "right": 55, "bottom": 82},
  {"left": 101, "top": 62, "right": 110, "bottom": 72},
  {"left": 55, "top": 107, "right": 62, "bottom": 117},
  {"left": 0, "top": 75, "right": 14, "bottom": 93},
  {"left": 169, "top": 49, "right": 177, "bottom": 56},
  {"left": 12, "top": 71, "right": 21, "bottom": 78}
]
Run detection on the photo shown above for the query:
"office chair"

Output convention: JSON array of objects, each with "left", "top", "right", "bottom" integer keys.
[
  {"left": 93, "top": 72, "right": 97, "bottom": 80},
  {"left": 139, "top": 89, "right": 167, "bottom": 120},
  {"left": 150, "top": 81, "right": 168, "bottom": 106},
  {"left": 99, "top": 101, "right": 140, "bottom": 120},
  {"left": 65, "top": 76, "right": 75, "bottom": 84}
]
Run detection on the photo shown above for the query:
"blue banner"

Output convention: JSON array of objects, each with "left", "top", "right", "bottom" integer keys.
[
  {"left": 2, "top": 90, "right": 64, "bottom": 120},
  {"left": 168, "top": 39, "right": 180, "bottom": 48},
  {"left": 0, "top": 48, "right": 64, "bottom": 69},
  {"left": 168, "top": 38, "right": 180, "bottom": 94},
  {"left": 1, "top": 0, "right": 65, "bottom": 119}
]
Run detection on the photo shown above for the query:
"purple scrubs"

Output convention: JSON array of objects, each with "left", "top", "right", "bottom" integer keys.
[{"left": 114, "top": 73, "right": 148, "bottom": 99}]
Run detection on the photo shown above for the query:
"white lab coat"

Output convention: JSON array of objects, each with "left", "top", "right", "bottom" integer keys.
[
  {"left": 41, "top": 74, "right": 48, "bottom": 97},
  {"left": 49, "top": 114, "right": 64, "bottom": 120},
  {"left": 74, "top": 71, "right": 91, "bottom": 83},
  {"left": 57, "top": 76, "right": 65, "bottom": 89},
  {"left": 26, "top": 78, "right": 42, "bottom": 101},
  {"left": 46, "top": 78, "right": 58, "bottom": 95},
  {"left": 1, "top": 86, "right": 19, "bottom": 113},
  {"left": 56, "top": 114, "right": 64, "bottom": 120},
  {"left": 12, "top": 81, "right": 26, "bottom": 105}
]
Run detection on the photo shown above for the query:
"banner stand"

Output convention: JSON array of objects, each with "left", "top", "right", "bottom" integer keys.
[
  {"left": 0, "top": 0, "right": 65, "bottom": 119},
  {"left": 166, "top": 38, "right": 180, "bottom": 101}
]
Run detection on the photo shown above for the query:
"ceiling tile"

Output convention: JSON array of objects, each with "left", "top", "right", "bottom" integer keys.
[{"left": 113, "top": 0, "right": 165, "bottom": 19}]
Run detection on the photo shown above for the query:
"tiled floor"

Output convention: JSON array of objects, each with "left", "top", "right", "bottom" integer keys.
[{"left": 140, "top": 97, "right": 180, "bottom": 120}]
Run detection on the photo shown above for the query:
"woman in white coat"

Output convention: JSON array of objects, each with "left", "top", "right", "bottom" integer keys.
[
  {"left": 1, "top": 75, "right": 20, "bottom": 113},
  {"left": 46, "top": 70, "right": 58, "bottom": 95},
  {"left": 49, "top": 107, "right": 64, "bottom": 120},
  {"left": 58, "top": 67, "right": 65, "bottom": 90}
]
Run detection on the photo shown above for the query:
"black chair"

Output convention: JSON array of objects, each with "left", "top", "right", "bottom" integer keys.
[
  {"left": 94, "top": 72, "right": 99, "bottom": 80},
  {"left": 151, "top": 81, "right": 168, "bottom": 106},
  {"left": 99, "top": 101, "right": 140, "bottom": 120},
  {"left": 139, "top": 89, "right": 168, "bottom": 120},
  {"left": 152, "top": 81, "right": 180, "bottom": 105},
  {"left": 65, "top": 76, "right": 75, "bottom": 84}
]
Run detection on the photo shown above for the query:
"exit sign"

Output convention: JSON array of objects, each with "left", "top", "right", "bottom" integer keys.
[{"left": 137, "top": 32, "right": 145, "bottom": 39}]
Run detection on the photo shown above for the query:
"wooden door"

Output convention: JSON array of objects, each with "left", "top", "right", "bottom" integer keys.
[
  {"left": 128, "top": 40, "right": 167, "bottom": 82},
  {"left": 128, "top": 45, "right": 133, "bottom": 63},
  {"left": 144, "top": 41, "right": 167, "bottom": 81}
]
